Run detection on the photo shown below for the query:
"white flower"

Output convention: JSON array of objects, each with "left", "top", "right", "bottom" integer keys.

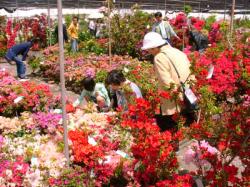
[
  {"left": 16, "top": 165, "right": 23, "bottom": 171},
  {"left": 124, "top": 67, "right": 129, "bottom": 73},
  {"left": 5, "top": 169, "right": 13, "bottom": 178},
  {"left": 15, "top": 146, "right": 24, "bottom": 155},
  {"left": 9, "top": 183, "right": 16, "bottom": 187},
  {"left": 31, "top": 157, "right": 39, "bottom": 167}
]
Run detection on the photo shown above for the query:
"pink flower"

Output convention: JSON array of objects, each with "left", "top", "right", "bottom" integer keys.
[{"left": 184, "top": 148, "right": 196, "bottom": 164}]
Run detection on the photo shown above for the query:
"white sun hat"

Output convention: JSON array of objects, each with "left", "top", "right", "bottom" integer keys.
[{"left": 141, "top": 32, "right": 167, "bottom": 50}]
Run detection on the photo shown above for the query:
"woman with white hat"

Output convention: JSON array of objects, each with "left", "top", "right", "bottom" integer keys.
[{"left": 141, "top": 32, "right": 196, "bottom": 132}]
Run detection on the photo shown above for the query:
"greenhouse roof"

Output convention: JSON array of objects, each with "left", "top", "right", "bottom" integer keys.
[{"left": 0, "top": 0, "right": 250, "bottom": 11}]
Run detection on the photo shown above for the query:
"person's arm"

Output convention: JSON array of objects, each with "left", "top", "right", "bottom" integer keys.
[
  {"left": 166, "top": 22, "right": 180, "bottom": 40},
  {"left": 22, "top": 44, "right": 31, "bottom": 61},
  {"left": 95, "top": 84, "right": 111, "bottom": 106},
  {"left": 67, "top": 24, "right": 73, "bottom": 39},
  {"left": 152, "top": 23, "right": 157, "bottom": 32},
  {"left": 73, "top": 89, "right": 86, "bottom": 107}
]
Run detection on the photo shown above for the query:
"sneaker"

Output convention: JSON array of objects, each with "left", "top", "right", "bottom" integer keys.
[
  {"left": 18, "top": 77, "right": 30, "bottom": 81},
  {"left": 18, "top": 78, "right": 30, "bottom": 82}
]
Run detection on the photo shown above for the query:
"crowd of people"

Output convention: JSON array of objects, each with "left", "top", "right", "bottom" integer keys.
[{"left": 4, "top": 11, "right": 205, "bottom": 131}]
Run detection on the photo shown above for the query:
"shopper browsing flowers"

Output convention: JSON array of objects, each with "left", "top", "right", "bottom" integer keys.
[
  {"left": 141, "top": 32, "right": 196, "bottom": 131},
  {"left": 73, "top": 77, "right": 110, "bottom": 112},
  {"left": 67, "top": 16, "right": 79, "bottom": 52},
  {"left": 105, "top": 70, "right": 142, "bottom": 111}
]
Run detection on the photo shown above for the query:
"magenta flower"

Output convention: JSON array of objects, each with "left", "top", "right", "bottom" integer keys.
[{"left": 85, "top": 68, "right": 95, "bottom": 78}]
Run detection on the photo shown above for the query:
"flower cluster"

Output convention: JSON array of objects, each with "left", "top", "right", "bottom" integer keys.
[
  {"left": 40, "top": 54, "right": 138, "bottom": 93},
  {"left": 208, "top": 22, "right": 223, "bottom": 43},
  {"left": 156, "top": 174, "right": 193, "bottom": 187},
  {"left": 68, "top": 130, "right": 104, "bottom": 165},
  {"left": 121, "top": 99, "right": 180, "bottom": 185},
  {"left": 5, "top": 19, "right": 20, "bottom": 49},
  {"left": 184, "top": 140, "right": 245, "bottom": 186},
  {"left": 190, "top": 17, "right": 205, "bottom": 31},
  {"left": 31, "top": 112, "right": 61, "bottom": 134},
  {"left": 1, "top": 131, "right": 66, "bottom": 186},
  {"left": 0, "top": 71, "right": 56, "bottom": 117},
  {"left": 0, "top": 156, "right": 29, "bottom": 186}
]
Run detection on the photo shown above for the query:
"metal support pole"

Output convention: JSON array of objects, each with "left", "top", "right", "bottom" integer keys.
[
  {"left": 182, "top": 0, "right": 186, "bottom": 50},
  {"left": 57, "top": 0, "right": 70, "bottom": 167},
  {"left": 48, "top": 0, "right": 51, "bottom": 46},
  {"left": 224, "top": 0, "right": 227, "bottom": 21},
  {"left": 78, "top": 0, "right": 80, "bottom": 17},
  {"left": 108, "top": 0, "right": 112, "bottom": 64},
  {"left": 15, "top": 0, "right": 18, "bottom": 20},
  {"left": 230, "top": 0, "right": 235, "bottom": 36},
  {"left": 199, "top": 2, "right": 201, "bottom": 17},
  {"left": 165, "top": 0, "right": 167, "bottom": 13}
]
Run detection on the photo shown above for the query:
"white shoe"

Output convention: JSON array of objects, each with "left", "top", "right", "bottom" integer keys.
[{"left": 18, "top": 77, "right": 30, "bottom": 82}]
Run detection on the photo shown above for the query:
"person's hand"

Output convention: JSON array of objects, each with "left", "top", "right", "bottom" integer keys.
[{"left": 96, "top": 95, "right": 105, "bottom": 108}]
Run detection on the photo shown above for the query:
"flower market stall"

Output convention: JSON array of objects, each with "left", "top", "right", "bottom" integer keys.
[{"left": 0, "top": 0, "right": 250, "bottom": 186}]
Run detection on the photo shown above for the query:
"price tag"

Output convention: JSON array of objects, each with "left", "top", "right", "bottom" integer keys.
[
  {"left": 184, "top": 88, "right": 197, "bottom": 104},
  {"left": 88, "top": 136, "right": 97, "bottom": 146},
  {"left": 59, "top": 119, "right": 63, "bottom": 125},
  {"left": 116, "top": 150, "right": 128, "bottom": 158},
  {"left": 104, "top": 155, "right": 112, "bottom": 164},
  {"left": 31, "top": 157, "right": 39, "bottom": 167},
  {"left": 73, "top": 99, "right": 80, "bottom": 107},
  {"left": 53, "top": 109, "right": 62, "bottom": 114},
  {"left": 206, "top": 65, "right": 214, "bottom": 79},
  {"left": 14, "top": 96, "right": 24, "bottom": 104}
]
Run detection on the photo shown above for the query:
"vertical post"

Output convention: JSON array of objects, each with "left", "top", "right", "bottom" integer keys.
[
  {"left": 78, "top": 0, "right": 80, "bottom": 17},
  {"left": 57, "top": 0, "right": 70, "bottom": 167},
  {"left": 182, "top": 0, "right": 186, "bottom": 50},
  {"left": 108, "top": 0, "right": 112, "bottom": 64},
  {"left": 230, "top": 0, "right": 235, "bottom": 36},
  {"left": 48, "top": 0, "right": 51, "bottom": 46},
  {"left": 224, "top": 0, "right": 227, "bottom": 21},
  {"left": 199, "top": 2, "right": 201, "bottom": 17},
  {"left": 165, "top": 0, "right": 166, "bottom": 13},
  {"left": 15, "top": 0, "right": 18, "bottom": 19}
]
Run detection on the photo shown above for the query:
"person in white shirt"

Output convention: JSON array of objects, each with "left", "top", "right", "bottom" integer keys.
[
  {"left": 152, "top": 12, "right": 180, "bottom": 45},
  {"left": 105, "top": 70, "right": 142, "bottom": 111},
  {"left": 88, "top": 20, "right": 96, "bottom": 36},
  {"left": 73, "top": 77, "right": 110, "bottom": 111}
]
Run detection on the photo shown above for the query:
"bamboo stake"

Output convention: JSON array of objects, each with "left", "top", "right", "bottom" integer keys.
[
  {"left": 230, "top": 0, "right": 235, "bottom": 37},
  {"left": 108, "top": 0, "right": 112, "bottom": 64},
  {"left": 57, "top": 0, "right": 70, "bottom": 167}
]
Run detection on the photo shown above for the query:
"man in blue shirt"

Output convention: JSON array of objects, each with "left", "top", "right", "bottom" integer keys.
[{"left": 5, "top": 38, "right": 38, "bottom": 79}]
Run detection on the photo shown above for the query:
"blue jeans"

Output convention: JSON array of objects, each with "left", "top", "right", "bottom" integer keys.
[
  {"left": 71, "top": 39, "right": 78, "bottom": 52},
  {"left": 5, "top": 50, "right": 26, "bottom": 78}
]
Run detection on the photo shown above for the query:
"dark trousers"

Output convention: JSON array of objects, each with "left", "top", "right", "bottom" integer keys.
[
  {"left": 155, "top": 114, "right": 178, "bottom": 132},
  {"left": 155, "top": 109, "right": 196, "bottom": 132},
  {"left": 5, "top": 50, "right": 26, "bottom": 78}
]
